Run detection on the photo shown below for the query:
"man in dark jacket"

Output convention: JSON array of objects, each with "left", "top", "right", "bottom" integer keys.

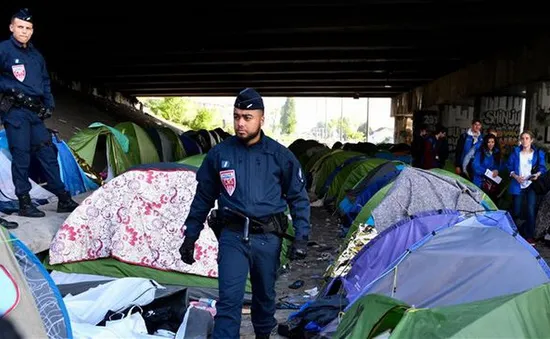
[
  {"left": 0, "top": 8, "right": 78, "bottom": 217},
  {"left": 179, "top": 88, "right": 311, "bottom": 339}
]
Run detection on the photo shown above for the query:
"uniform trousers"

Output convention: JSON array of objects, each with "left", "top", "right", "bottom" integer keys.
[
  {"left": 213, "top": 228, "right": 281, "bottom": 338},
  {"left": 2, "top": 107, "right": 65, "bottom": 197}
]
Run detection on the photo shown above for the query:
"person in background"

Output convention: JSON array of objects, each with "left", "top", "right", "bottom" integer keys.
[
  {"left": 436, "top": 124, "right": 449, "bottom": 169},
  {"left": 421, "top": 125, "right": 447, "bottom": 170},
  {"left": 411, "top": 124, "right": 428, "bottom": 168},
  {"left": 507, "top": 130, "right": 547, "bottom": 245},
  {"left": 472, "top": 134, "right": 502, "bottom": 202},
  {"left": 455, "top": 119, "right": 483, "bottom": 178}
]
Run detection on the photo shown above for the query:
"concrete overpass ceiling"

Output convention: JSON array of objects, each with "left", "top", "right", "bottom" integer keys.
[{"left": 0, "top": 1, "right": 547, "bottom": 97}]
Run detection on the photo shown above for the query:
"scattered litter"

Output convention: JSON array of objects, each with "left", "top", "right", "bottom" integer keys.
[
  {"left": 288, "top": 280, "right": 305, "bottom": 289},
  {"left": 279, "top": 294, "right": 311, "bottom": 305},
  {"left": 242, "top": 306, "right": 251, "bottom": 315},
  {"left": 304, "top": 287, "right": 319, "bottom": 297},
  {"left": 310, "top": 274, "right": 323, "bottom": 280},
  {"left": 276, "top": 301, "right": 302, "bottom": 310},
  {"left": 317, "top": 252, "right": 333, "bottom": 261},
  {"left": 307, "top": 241, "right": 319, "bottom": 247}
]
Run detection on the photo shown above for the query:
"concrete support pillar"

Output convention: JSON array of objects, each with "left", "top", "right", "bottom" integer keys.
[
  {"left": 394, "top": 116, "right": 412, "bottom": 144},
  {"left": 391, "top": 95, "right": 413, "bottom": 144},
  {"left": 477, "top": 96, "right": 523, "bottom": 148},
  {"left": 525, "top": 82, "right": 550, "bottom": 144}
]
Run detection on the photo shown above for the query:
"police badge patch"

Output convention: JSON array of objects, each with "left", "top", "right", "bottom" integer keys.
[
  {"left": 12, "top": 64, "right": 25, "bottom": 82},
  {"left": 220, "top": 169, "right": 236, "bottom": 196}
]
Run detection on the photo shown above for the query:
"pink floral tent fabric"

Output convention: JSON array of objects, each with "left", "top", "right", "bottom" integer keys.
[{"left": 48, "top": 168, "right": 219, "bottom": 278}]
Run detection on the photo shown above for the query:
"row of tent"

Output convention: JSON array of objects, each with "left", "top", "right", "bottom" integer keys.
[
  {"left": 68, "top": 122, "right": 232, "bottom": 180},
  {"left": 0, "top": 122, "right": 238, "bottom": 337},
  {"left": 282, "top": 139, "right": 550, "bottom": 338},
  {"left": 2, "top": 149, "right": 294, "bottom": 337}
]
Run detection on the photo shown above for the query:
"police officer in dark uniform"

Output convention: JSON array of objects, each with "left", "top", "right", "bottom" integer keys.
[
  {"left": 0, "top": 8, "right": 78, "bottom": 217},
  {"left": 179, "top": 88, "right": 311, "bottom": 339}
]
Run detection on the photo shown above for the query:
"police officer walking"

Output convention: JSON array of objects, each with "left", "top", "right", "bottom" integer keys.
[
  {"left": 180, "top": 88, "right": 311, "bottom": 338},
  {"left": 0, "top": 8, "right": 78, "bottom": 217}
]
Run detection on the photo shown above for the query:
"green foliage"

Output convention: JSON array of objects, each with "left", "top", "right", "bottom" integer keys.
[
  {"left": 280, "top": 98, "right": 297, "bottom": 135},
  {"left": 329, "top": 117, "right": 365, "bottom": 141},
  {"left": 143, "top": 97, "right": 222, "bottom": 130}
]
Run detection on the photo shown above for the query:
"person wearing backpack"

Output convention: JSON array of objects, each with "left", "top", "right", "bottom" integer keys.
[{"left": 506, "top": 130, "right": 547, "bottom": 245}]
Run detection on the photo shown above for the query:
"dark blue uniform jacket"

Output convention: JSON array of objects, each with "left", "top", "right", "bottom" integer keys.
[
  {"left": 0, "top": 36, "right": 54, "bottom": 109},
  {"left": 185, "top": 132, "right": 311, "bottom": 241}
]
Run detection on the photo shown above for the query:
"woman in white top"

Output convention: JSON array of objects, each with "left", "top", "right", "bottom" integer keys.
[{"left": 506, "top": 130, "right": 547, "bottom": 245}]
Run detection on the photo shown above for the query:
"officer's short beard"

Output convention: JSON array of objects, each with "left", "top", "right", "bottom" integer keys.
[{"left": 238, "top": 126, "right": 261, "bottom": 144}]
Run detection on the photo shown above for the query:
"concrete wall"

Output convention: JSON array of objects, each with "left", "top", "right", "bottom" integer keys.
[
  {"left": 440, "top": 105, "right": 474, "bottom": 156},
  {"left": 525, "top": 82, "right": 550, "bottom": 145}
]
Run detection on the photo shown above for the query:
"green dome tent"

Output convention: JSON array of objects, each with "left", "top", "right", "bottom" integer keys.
[
  {"left": 335, "top": 283, "right": 550, "bottom": 339},
  {"left": 178, "top": 154, "right": 207, "bottom": 168},
  {"left": 335, "top": 160, "right": 404, "bottom": 206},
  {"left": 68, "top": 122, "right": 132, "bottom": 178},
  {"left": 311, "top": 151, "right": 364, "bottom": 197},
  {"left": 115, "top": 122, "right": 160, "bottom": 165},
  {"left": 325, "top": 158, "right": 388, "bottom": 205}
]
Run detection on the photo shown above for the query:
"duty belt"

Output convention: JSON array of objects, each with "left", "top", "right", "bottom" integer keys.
[
  {"left": 0, "top": 91, "right": 45, "bottom": 114},
  {"left": 223, "top": 207, "right": 295, "bottom": 243}
]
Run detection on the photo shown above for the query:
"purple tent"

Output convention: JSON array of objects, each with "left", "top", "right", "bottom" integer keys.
[{"left": 324, "top": 209, "right": 464, "bottom": 302}]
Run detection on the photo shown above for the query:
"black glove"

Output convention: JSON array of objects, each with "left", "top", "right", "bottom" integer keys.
[
  {"left": 179, "top": 236, "right": 198, "bottom": 265},
  {"left": 289, "top": 239, "right": 308, "bottom": 260}
]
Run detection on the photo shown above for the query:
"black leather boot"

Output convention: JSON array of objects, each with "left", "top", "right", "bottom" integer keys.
[
  {"left": 17, "top": 194, "right": 46, "bottom": 218},
  {"left": 0, "top": 218, "right": 18, "bottom": 229},
  {"left": 57, "top": 191, "right": 79, "bottom": 213}
]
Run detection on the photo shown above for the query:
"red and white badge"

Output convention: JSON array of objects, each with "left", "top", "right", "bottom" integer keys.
[
  {"left": 12, "top": 64, "right": 26, "bottom": 82},
  {"left": 220, "top": 170, "right": 236, "bottom": 196}
]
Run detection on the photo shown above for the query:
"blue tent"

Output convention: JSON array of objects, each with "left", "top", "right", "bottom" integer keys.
[
  {"left": 347, "top": 210, "right": 550, "bottom": 309},
  {"left": 323, "top": 209, "right": 464, "bottom": 302},
  {"left": 0, "top": 130, "right": 98, "bottom": 199},
  {"left": 338, "top": 162, "right": 403, "bottom": 230},
  {"left": 52, "top": 134, "right": 99, "bottom": 195},
  {"left": 375, "top": 151, "right": 411, "bottom": 164}
]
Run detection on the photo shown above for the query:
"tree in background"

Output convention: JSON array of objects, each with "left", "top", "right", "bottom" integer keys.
[
  {"left": 143, "top": 97, "right": 222, "bottom": 130},
  {"left": 329, "top": 117, "right": 365, "bottom": 141},
  {"left": 357, "top": 122, "right": 374, "bottom": 138},
  {"left": 280, "top": 98, "right": 297, "bottom": 135},
  {"left": 262, "top": 108, "right": 280, "bottom": 137}
]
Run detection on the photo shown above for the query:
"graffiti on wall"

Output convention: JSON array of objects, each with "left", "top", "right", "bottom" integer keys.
[
  {"left": 481, "top": 108, "right": 522, "bottom": 146},
  {"left": 413, "top": 110, "right": 440, "bottom": 133},
  {"left": 445, "top": 126, "right": 464, "bottom": 154},
  {"left": 480, "top": 96, "right": 522, "bottom": 148}
]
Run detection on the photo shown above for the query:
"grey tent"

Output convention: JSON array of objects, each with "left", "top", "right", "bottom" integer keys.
[{"left": 371, "top": 167, "right": 493, "bottom": 233}]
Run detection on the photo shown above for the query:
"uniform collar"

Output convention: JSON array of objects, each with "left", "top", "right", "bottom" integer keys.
[{"left": 10, "top": 35, "right": 33, "bottom": 49}]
